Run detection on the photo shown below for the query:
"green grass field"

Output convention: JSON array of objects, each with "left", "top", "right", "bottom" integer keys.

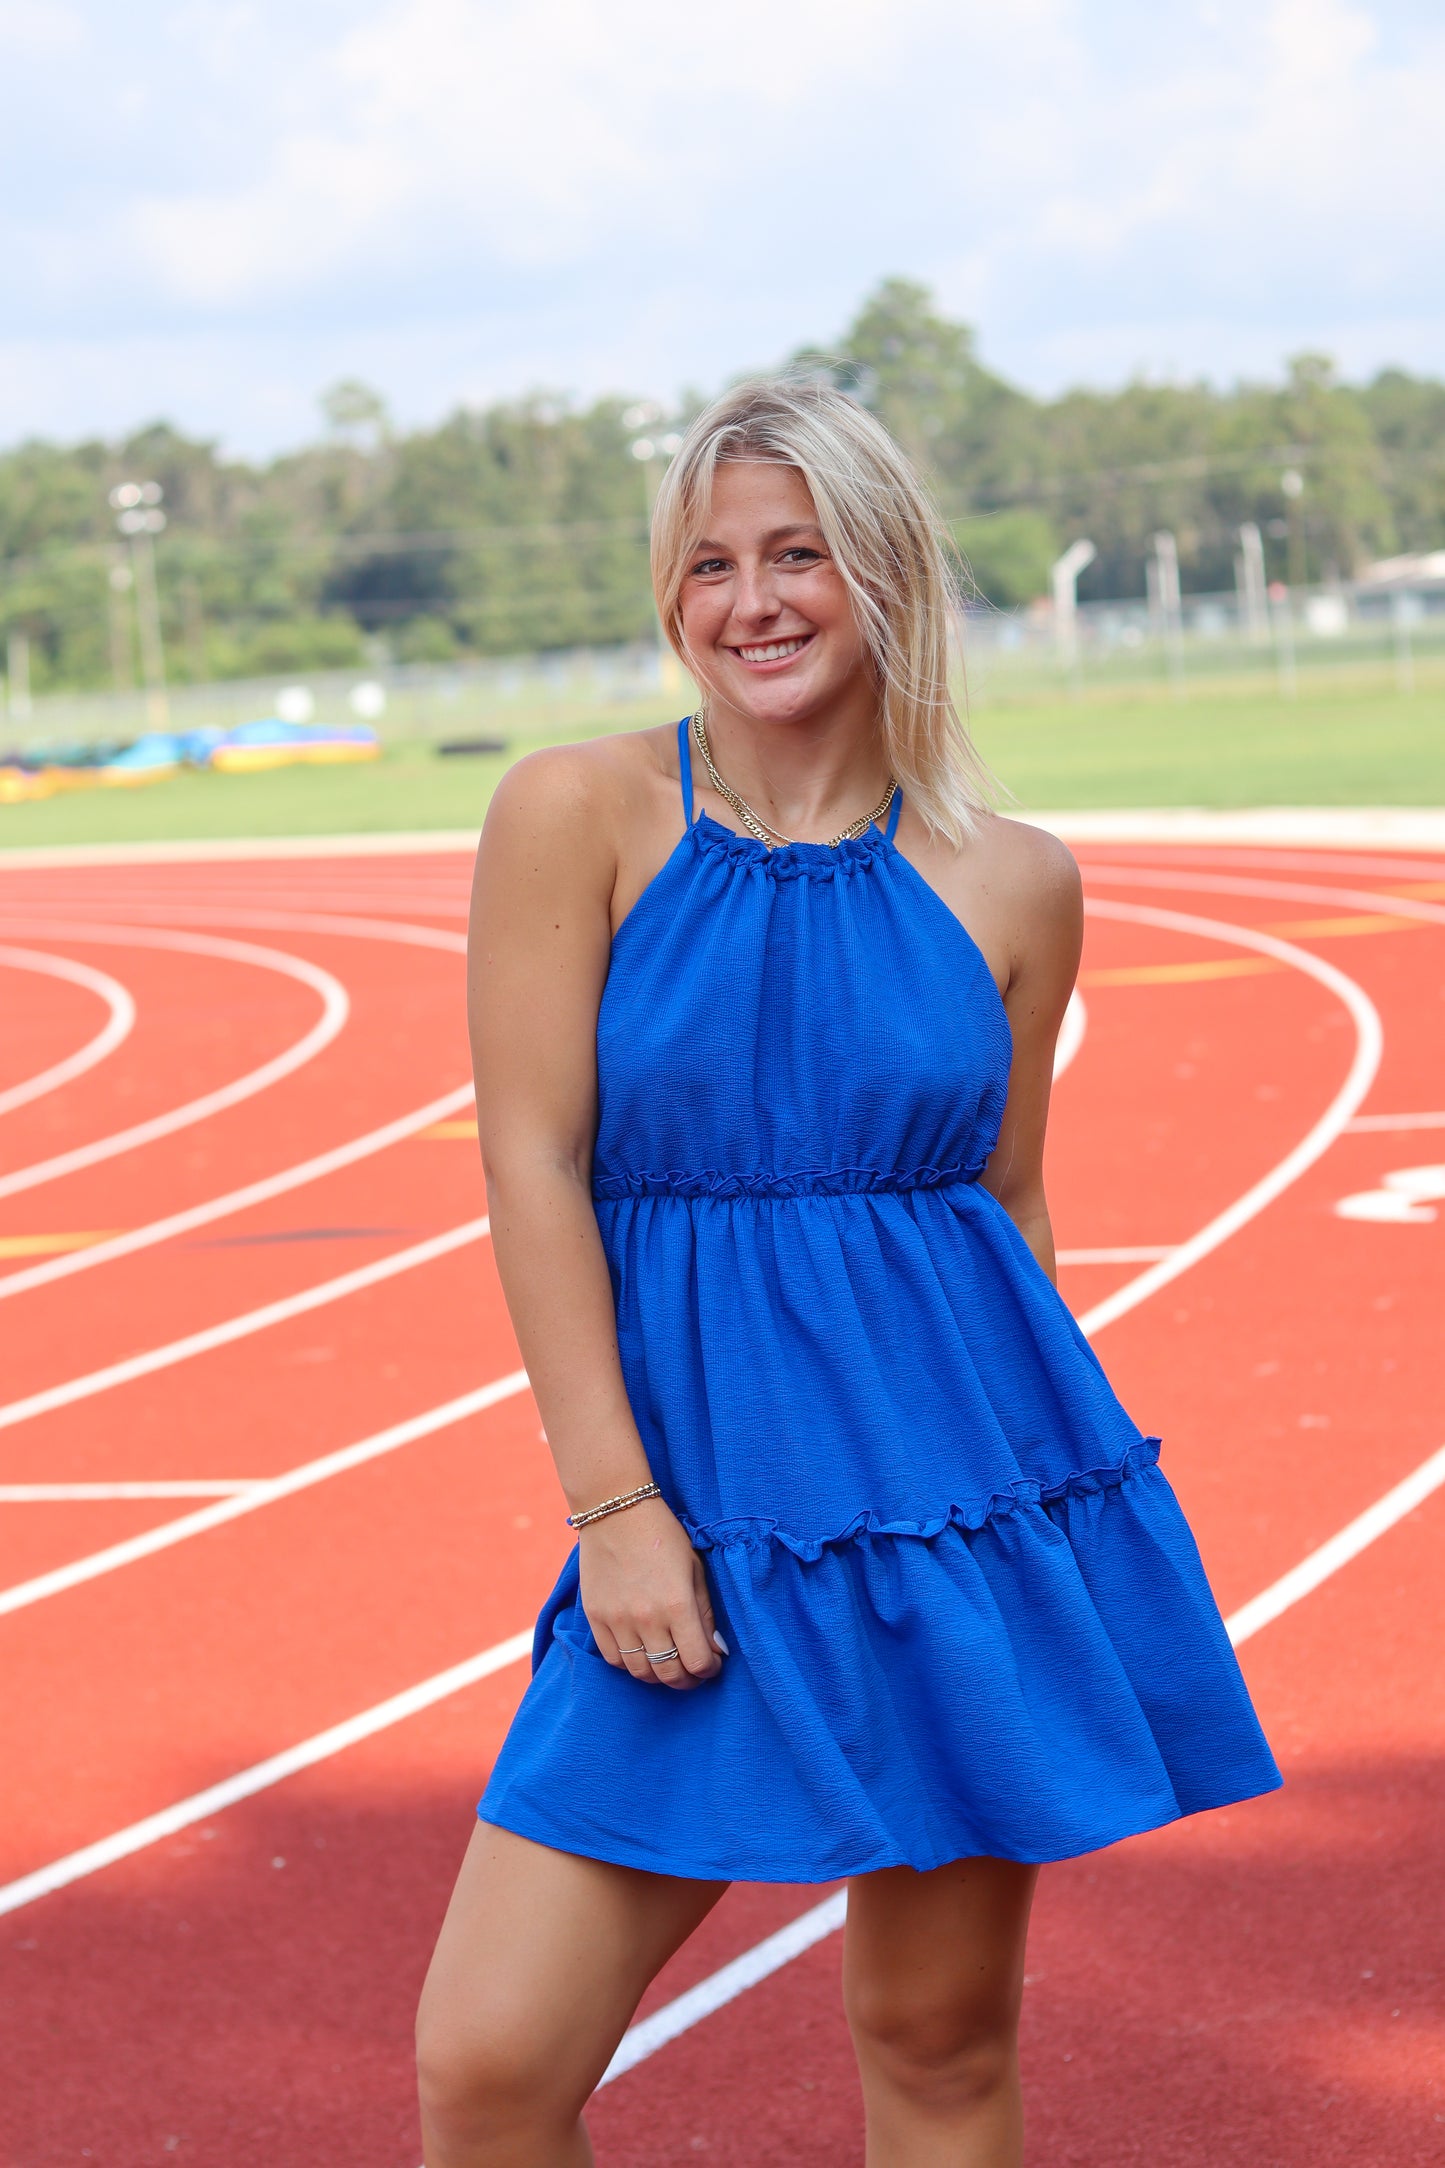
[{"left": 3, "top": 666, "right": 1441, "bottom": 850}]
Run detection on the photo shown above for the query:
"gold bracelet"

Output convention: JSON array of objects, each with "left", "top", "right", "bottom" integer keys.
[{"left": 566, "top": 1481, "right": 662, "bottom": 1530}]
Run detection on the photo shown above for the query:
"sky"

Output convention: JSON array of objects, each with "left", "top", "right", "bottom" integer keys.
[{"left": 1, "top": 0, "right": 1441, "bottom": 457}]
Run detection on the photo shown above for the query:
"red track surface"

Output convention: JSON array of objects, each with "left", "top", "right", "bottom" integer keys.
[{"left": 0, "top": 840, "right": 1441, "bottom": 2166}]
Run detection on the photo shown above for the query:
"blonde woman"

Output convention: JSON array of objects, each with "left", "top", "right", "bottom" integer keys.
[{"left": 417, "top": 379, "right": 1279, "bottom": 2166}]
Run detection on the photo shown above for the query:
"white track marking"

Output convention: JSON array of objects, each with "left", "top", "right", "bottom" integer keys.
[
  {"left": 0, "top": 949, "right": 137, "bottom": 1117},
  {"left": 0, "top": 1367, "right": 525, "bottom": 1616},
  {"left": 1073, "top": 901, "right": 1381, "bottom": 1338},
  {"left": 1056, "top": 1246, "right": 1175, "bottom": 1266},
  {"left": 0, "top": 925, "right": 348, "bottom": 1201},
  {"left": 1347, "top": 1111, "right": 1445, "bottom": 1133},
  {"left": 0, "top": 1082, "right": 475, "bottom": 1300},
  {"left": 0, "top": 1218, "right": 492, "bottom": 1442},
  {"left": 4, "top": 1428, "right": 1441, "bottom": 1936},
  {"left": 1082, "top": 864, "right": 1445, "bottom": 934},
  {"left": 0, "top": 1630, "right": 535, "bottom": 1919},
  {"left": 599, "top": 1892, "right": 849, "bottom": 2086},
  {"left": 0, "top": 1481, "right": 260, "bottom": 1500},
  {"left": 0, "top": 904, "right": 469, "bottom": 956},
  {"left": 1222, "top": 1444, "right": 1445, "bottom": 1647},
  {"left": 1052, "top": 989, "right": 1086, "bottom": 1080}
]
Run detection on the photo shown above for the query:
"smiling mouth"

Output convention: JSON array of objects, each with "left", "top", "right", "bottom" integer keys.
[{"left": 731, "top": 634, "right": 814, "bottom": 665}]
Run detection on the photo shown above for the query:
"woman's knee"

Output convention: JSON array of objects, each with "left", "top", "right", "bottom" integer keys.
[
  {"left": 415, "top": 2000, "right": 571, "bottom": 2147},
  {"left": 844, "top": 1972, "right": 1020, "bottom": 2112}
]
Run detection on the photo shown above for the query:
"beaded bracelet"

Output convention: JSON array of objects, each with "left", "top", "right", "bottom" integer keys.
[{"left": 566, "top": 1481, "right": 662, "bottom": 1530}]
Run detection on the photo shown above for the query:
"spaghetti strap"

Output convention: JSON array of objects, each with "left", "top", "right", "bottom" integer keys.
[
  {"left": 676, "top": 716, "right": 696, "bottom": 827},
  {"left": 883, "top": 785, "right": 903, "bottom": 843}
]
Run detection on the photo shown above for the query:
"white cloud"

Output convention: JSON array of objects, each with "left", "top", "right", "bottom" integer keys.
[{"left": 0, "top": 0, "right": 1441, "bottom": 449}]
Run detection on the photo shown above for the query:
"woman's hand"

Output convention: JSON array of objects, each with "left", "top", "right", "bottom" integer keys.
[{"left": 578, "top": 1500, "right": 727, "bottom": 1690}]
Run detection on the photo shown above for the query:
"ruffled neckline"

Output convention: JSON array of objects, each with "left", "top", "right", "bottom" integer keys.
[{"left": 691, "top": 810, "right": 890, "bottom": 879}]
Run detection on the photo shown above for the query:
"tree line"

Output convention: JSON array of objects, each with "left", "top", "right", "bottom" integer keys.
[{"left": 2, "top": 279, "right": 1442, "bottom": 696}]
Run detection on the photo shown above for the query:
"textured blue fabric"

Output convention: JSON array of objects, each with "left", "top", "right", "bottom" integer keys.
[{"left": 479, "top": 721, "right": 1281, "bottom": 1878}]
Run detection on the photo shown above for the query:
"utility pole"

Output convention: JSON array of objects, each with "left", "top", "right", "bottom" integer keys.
[
  {"left": 1150, "top": 530, "right": 1186, "bottom": 698},
  {"left": 1268, "top": 580, "right": 1298, "bottom": 700},
  {"left": 1234, "top": 522, "right": 1268, "bottom": 645},
  {"left": 1050, "top": 539, "right": 1096, "bottom": 696},
  {"left": 109, "top": 481, "right": 169, "bottom": 729}
]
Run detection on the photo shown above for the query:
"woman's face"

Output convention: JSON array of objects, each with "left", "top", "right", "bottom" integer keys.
[{"left": 677, "top": 461, "right": 872, "bottom": 728}]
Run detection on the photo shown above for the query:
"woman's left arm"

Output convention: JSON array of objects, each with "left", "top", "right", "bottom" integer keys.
[{"left": 979, "top": 828, "right": 1084, "bottom": 1287}]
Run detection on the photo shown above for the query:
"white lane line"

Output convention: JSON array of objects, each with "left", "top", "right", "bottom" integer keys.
[
  {"left": 0, "top": 903, "right": 468, "bottom": 957},
  {"left": 4, "top": 1426, "right": 1441, "bottom": 1952},
  {"left": 0, "top": 1082, "right": 475, "bottom": 1300},
  {"left": 0, "top": 1630, "right": 535, "bottom": 1919},
  {"left": 0, "top": 1366, "right": 525, "bottom": 1616},
  {"left": 0, "top": 924, "right": 348, "bottom": 1201},
  {"left": 1224, "top": 1444, "right": 1445, "bottom": 1645},
  {"left": 1347, "top": 1111, "right": 1445, "bottom": 1134},
  {"left": 1074, "top": 901, "right": 1381, "bottom": 1339},
  {"left": 1057, "top": 1246, "right": 1174, "bottom": 1266},
  {"left": 1052, "top": 989, "right": 1086, "bottom": 1080},
  {"left": 0, "top": 1218, "right": 492, "bottom": 1441},
  {"left": 599, "top": 1892, "right": 849, "bottom": 2086},
  {"left": 0, "top": 949, "right": 137, "bottom": 1118}
]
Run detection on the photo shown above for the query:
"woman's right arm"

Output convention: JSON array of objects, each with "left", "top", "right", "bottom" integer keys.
[{"left": 467, "top": 750, "right": 723, "bottom": 1690}]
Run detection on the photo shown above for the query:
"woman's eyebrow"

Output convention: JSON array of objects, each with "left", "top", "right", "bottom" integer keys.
[{"left": 689, "top": 524, "right": 824, "bottom": 553}]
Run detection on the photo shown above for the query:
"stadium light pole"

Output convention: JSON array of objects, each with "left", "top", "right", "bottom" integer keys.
[
  {"left": 1280, "top": 467, "right": 1306, "bottom": 593},
  {"left": 627, "top": 413, "right": 684, "bottom": 696},
  {"left": 1050, "top": 539, "right": 1096, "bottom": 696},
  {"left": 109, "top": 482, "right": 169, "bottom": 729}
]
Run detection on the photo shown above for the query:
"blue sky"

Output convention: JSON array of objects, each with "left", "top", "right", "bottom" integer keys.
[{"left": 2, "top": 0, "right": 1441, "bottom": 455}]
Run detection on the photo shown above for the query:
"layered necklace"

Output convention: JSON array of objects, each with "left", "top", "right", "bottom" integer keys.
[{"left": 691, "top": 714, "right": 897, "bottom": 851}]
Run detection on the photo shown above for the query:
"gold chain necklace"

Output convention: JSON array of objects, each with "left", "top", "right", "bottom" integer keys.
[{"left": 691, "top": 715, "right": 896, "bottom": 851}]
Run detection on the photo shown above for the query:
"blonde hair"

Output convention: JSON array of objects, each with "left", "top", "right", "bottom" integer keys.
[{"left": 650, "top": 375, "right": 995, "bottom": 842}]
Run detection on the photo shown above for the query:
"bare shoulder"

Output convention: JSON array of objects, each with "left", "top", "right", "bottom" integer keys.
[
  {"left": 978, "top": 813, "right": 1080, "bottom": 907},
  {"left": 482, "top": 727, "right": 673, "bottom": 849}
]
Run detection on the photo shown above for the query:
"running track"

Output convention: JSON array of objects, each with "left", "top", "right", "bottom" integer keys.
[{"left": 0, "top": 829, "right": 1441, "bottom": 2165}]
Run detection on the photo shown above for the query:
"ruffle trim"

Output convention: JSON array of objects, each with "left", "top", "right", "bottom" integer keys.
[
  {"left": 692, "top": 814, "right": 888, "bottom": 882},
  {"left": 592, "top": 1161, "right": 988, "bottom": 1200},
  {"left": 685, "top": 1436, "right": 1163, "bottom": 1558}
]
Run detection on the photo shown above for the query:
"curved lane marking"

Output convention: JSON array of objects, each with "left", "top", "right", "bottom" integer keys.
[
  {"left": 1075, "top": 898, "right": 1381, "bottom": 1338},
  {"left": 0, "top": 923, "right": 348, "bottom": 1202},
  {"left": 0, "top": 949, "right": 137, "bottom": 1119},
  {"left": 0, "top": 909, "right": 465, "bottom": 1296}
]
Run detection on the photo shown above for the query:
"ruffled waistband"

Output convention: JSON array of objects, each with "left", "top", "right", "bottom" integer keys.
[
  {"left": 683, "top": 1437, "right": 1163, "bottom": 1558},
  {"left": 592, "top": 1161, "right": 989, "bottom": 1200}
]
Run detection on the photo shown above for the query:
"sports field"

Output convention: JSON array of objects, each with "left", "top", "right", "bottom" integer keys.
[
  {"left": 3, "top": 665, "right": 1443, "bottom": 848},
  {"left": 0, "top": 817, "right": 1442, "bottom": 2164}
]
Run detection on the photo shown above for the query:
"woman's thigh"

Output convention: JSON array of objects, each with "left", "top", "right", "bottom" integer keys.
[
  {"left": 842, "top": 1854, "right": 1040, "bottom": 2052},
  {"left": 417, "top": 1819, "right": 728, "bottom": 2115}
]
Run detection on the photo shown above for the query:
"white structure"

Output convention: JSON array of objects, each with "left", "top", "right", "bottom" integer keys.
[{"left": 1050, "top": 540, "right": 1096, "bottom": 665}]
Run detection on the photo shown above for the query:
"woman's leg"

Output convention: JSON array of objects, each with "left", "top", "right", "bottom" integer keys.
[
  {"left": 416, "top": 1820, "right": 726, "bottom": 2167},
  {"left": 843, "top": 1854, "right": 1039, "bottom": 2168}
]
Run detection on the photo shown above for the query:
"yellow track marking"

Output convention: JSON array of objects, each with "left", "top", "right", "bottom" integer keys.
[
  {"left": 0, "top": 1232, "right": 121, "bottom": 1258},
  {"left": 1079, "top": 958, "right": 1280, "bottom": 987},
  {"left": 1262, "top": 913, "right": 1424, "bottom": 939},
  {"left": 418, "top": 1119, "right": 479, "bottom": 1140}
]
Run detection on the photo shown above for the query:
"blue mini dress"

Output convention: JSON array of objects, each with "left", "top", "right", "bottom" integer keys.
[{"left": 479, "top": 720, "right": 1281, "bottom": 1880}]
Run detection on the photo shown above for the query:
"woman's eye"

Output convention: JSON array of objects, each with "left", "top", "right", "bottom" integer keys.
[
  {"left": 689, "top": 558, "right": 728, "bottom": 577},
  {"left": 779, "top": 548, "right": 822, "bottom": 565}
]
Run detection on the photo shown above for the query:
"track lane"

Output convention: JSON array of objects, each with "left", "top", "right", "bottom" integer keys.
[
  {"left": 0, "top": 948, "right": 137, "bottom": 1116},
  {"left": 0, "top": 842, "right": 1440, "bottom": 2168}
]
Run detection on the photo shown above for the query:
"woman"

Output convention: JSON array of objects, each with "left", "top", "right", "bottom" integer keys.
[{"left": 417, "top": 378, "right": 1280, "bottom": 2166}]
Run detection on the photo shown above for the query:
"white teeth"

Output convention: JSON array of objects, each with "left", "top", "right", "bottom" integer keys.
[{"left": 738, "top": 638, "right": 806, "bottom": 662}]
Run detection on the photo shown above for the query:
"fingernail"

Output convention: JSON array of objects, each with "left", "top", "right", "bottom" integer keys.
[{"left": 712, "top": 1629, "right": 730, "bottom": 1654}]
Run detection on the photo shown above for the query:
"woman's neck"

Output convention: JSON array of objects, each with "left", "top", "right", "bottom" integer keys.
[{"left": 699, "top": 693, "right": 890, "bottom": 842}]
